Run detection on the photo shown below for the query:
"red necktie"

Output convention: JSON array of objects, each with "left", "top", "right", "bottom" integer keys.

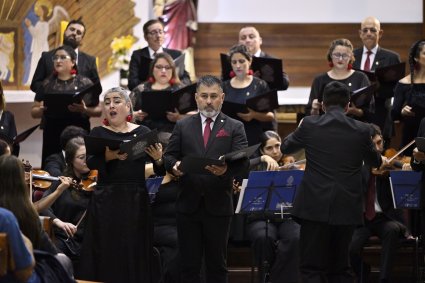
[
  {"left": 203, "top": 118, "right": 212, "bottom": 147},
  {"left": 365, "top": 174, "right": 376, "bottom": 221},
  {"left": 363, "top": 50, "right": 372, "bottom": 72}
]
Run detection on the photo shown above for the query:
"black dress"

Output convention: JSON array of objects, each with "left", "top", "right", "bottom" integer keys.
[
  {"left": 79, "top": 125, "right": 165, "bottom": 283},
  {"left": 35, "top": 75, "right": 96, "bottom": 166},
  {"left": 305, "top": 71, "right": 372, "bottom": 121},
  {"left": 223, "top": 77, "right": 270, "bottom": 146},
  {"left": 40, "top": 179, "right": 91, "bottom": 274},
  {"left": 0, "top": 110, "right": 19, "bottom": 155},
  {"left": 391, "top": 82, "right": 425, "bottom": 153}
]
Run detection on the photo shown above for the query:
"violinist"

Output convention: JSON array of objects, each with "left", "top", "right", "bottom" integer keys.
[
  {"left": 350, "top": 124, "right": 411, "bottom": 283},
  {"left": 39, "top": 136, "right": 92, "bottom": 275},
  {"left": 247, "top": 130, "right": 300, "bottom": 283}
]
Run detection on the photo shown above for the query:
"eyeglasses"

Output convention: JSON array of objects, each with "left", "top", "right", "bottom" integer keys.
[
  {"left": 52, "top": 55, "right": 71, "bottom": 62},
  {"left": 154, "top": 65, "right": 172, "bottom": 71},
  {"left": 331, "top": 53, "right": 351, "bottom": 60},
  {"left": 147, "top": 29, "right": 164, "bottom": 36},
  {"left": 361, "top": 28, "right": 379, "bottom": 34}
]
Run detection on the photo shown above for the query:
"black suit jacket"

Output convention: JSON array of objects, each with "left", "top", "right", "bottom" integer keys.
[
  {"left": 43, "top": 152, "right": 66, "bottom": 177},
  {"left": 164, "top": 112, "right": 249, "bottom": 216},
  {"left": 128, "top": 47, "right": 190, "bottom": 90},
  {"left": 353, "top": 46, "right": 401, "bottom": 99},
  {"left": 282, "top": 107, "right": 382, "bottom": 225},
  {"left": 30, "top": 49, "right": 102, "bottom": 96}
]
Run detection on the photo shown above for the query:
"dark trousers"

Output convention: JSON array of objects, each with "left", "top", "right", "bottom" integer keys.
[
  {"left": 247, "top": 219, "right": 300, "bottom": 283},
  {"left": 177, "top": 203, "right": 232, "bottom": 283},
  {"left": 299, "top": 219, "right": 355, "bottom": 283},
  {"left": 349, "top": 214, "right": 405, "bottom": 281}
]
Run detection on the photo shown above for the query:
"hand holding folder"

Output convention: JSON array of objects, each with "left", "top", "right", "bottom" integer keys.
[
  {"left": 134, "top": 83, "right": 197, "bottom": 120},
  {"left": 222, "top": 89, "right": 279, "bottom": 119},
  {"left": 178, "top": 144, "right": 260, "bottom": 174},
  {"left": 84, "top": 129, "right": 159, "bottom": 160},
  {"left": 350, "top": 84, "right": 376, "bottom": 108}
]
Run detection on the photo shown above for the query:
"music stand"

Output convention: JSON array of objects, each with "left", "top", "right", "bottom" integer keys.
[
  {"left": 146, "top": 176, "right": 164, "bottom": 204},
  {"left": 389, "top": 171, "right": 422, "bottom": 209},
  {"left": 236, "top": 170, "right": 303, "bottom": 283}
]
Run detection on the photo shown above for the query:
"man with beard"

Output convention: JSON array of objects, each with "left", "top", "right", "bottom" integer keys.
[
  {"left": 164, "top": 75, "right": 249, "bottom": 283},
  {"left": 30, "top": 18, "right": 102, "bottom": 96}
]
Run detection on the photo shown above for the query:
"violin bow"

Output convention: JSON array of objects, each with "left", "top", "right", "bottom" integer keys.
[
  {"left": 387, "top": 139, "right": 415, "bottom": 163},
  {"left": 278, "top": 159, "right": 306, "bottom": 169}
]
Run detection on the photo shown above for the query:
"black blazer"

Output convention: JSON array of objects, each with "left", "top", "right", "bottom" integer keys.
[
  {"left": 30, "top": 49, "right": 102, "bottom": 96},
  {"left": 128, "top": 47, "right": 190, "bottom": 90},
  {"left": 282, "top": 107, "right": 382, "bottom": 225},
  {"left": 353, "top": 46, "right": 401, "bottom": 98},
  {"left": 164, "top": 112, "right": 249, "bottom": 216}
]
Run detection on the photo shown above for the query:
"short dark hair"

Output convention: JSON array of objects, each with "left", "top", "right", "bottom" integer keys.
[
  {"left": 196, "top": 75, "right": 223, "bottom": 93},
  {"left": 228, "top": 44, "right": 252, "bottom": 62},
  {"left": 322, "top": 81, "right": 350, "bottom": 108},
  {"left": 369, "top": 123, "right": 382, "bottom": 137},
  {"left": 65, "top": 18, "right": 86, "bottom": 37},
  {"left": 143, "top": 19, "right": 164, "bottom": 36},
  {"left": 60, "top": 126, "right": 87, "bottom": 150}
]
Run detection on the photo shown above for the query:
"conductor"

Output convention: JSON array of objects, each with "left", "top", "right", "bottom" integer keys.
[{"left": 281, "top": 81, "right": 383, "bottom": 282}]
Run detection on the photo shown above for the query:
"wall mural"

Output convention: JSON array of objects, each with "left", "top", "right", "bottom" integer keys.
[{"left": 0, "top": 0, "right": 139, "bottom": 90}]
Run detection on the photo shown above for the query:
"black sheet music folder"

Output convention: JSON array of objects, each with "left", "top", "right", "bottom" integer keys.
[
  {"left": 84, "top": 129, "right": 158, "bottom": 160},
  {"left": 134, "top": 83, "right": 197, "bottom": 119},
  {"left": 350, "top": 84, "right": 376, "bottom": 108}
]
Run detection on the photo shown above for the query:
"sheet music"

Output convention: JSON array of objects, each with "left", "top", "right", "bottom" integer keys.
[{"left": 235, "top": 179, "right": 248, "bottom": 213}]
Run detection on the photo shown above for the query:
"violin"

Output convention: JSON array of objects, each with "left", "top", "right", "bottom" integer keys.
[
  {"left": 80, "top": 170, "right": 98, "bottom": 192},
  {"left": 372, "top": 140, "right": 414, "bottom": 176},
  {"left": 279, "top": 159, "right": 306, "bottom": 171}
]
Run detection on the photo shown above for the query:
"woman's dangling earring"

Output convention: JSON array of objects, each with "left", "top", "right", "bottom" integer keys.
[
  {"left": 148, "top": 77, "right": 155, "bottom": 84},
  {"left": 328, "top": 62, "right": 334, "bottom": 68},
  {"left": 126, "top": 114, "right": 133, "bottom": 122},
  {"left": 347, "top": 63, "right": 353, "bottom": 70},
  {"left": 247, "top": 69, "right": 254, "bottom": 76},
  {"left": 70, "top": 69, "right": 77, "bottom": 76},
  {"left": 103, "top": 118, "right": 110, "bottom": 126},
  {"left": 229, "top": 70, "right": 236, "bottom": 78},
  {"left": 169, "top": 78, "right": 176, "bottom": 85}
]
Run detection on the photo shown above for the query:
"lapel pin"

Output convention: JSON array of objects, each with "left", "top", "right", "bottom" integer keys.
[
  {"left": 348, "top": 83, "right": 352, "bottom": 86},
  {"left": 376, "top": 61, "right": 379, "bottom": 65},
  {"left": 221, "top": 120, "right": 224, "bottom": 122}
]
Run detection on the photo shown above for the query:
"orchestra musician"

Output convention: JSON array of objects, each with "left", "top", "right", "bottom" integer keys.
[
  {"left": 281, "top": 81, "right": 383, "bottom": 282},
  {"left": 78, "top": 87, "right": 165, "bottom": 283},
  {"left": 40, "top": 137, "right": 92, "bottom": 275},
  {"left": 349, "top": 124, "right": 411, "bottom": 283},
  {"left": 247, "top": 130, "right": 300, "bottom": 283},
  {"left": 222, "top": 44, "right": 275, "bottom": 146},
  {"left": 306, "top": 38, "right": 372, "bottom": 122}
]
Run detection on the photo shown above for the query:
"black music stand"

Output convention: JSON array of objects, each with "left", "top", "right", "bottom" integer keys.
[
  {"left": 389, "top": 171, "right": 422, "bottom": 209},
  {"left": 236, "top": 170, "right": 304, "bottom": 283}
]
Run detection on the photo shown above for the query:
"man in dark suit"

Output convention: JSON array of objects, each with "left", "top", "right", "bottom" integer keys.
[
  {"left": 353, "top": 16, "right": 401, "bottom": 148},
  {"left": 128, "top": 19, "right": 191, "bottom": 91},
  {"left": 30, "top": 19, "right": 102, "bottom": 96},
  {"left": 350, "top": 124, "right": 410, "bottom": 283},
  {"left": 164, "top": 75, "right": 249, "bottom": 283},
  {"left": 238, "top": 26, "right": 289, "bottom": 90},
  {"left": 281, "top": 81, "right": 383, "bottom": 282}
]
